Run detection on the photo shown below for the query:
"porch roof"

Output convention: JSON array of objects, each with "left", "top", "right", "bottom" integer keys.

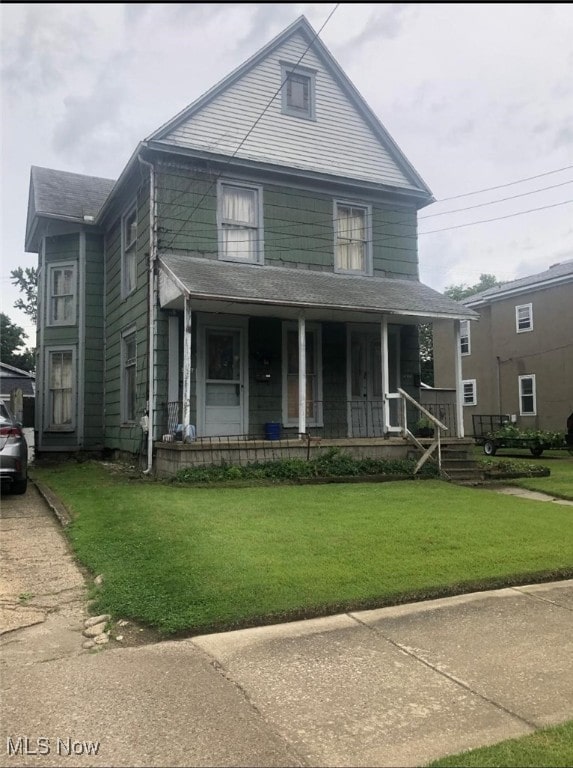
[{"left": 159, "top": 254, "right": 477, "bottom": 322}]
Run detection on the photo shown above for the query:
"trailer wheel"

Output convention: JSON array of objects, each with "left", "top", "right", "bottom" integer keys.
[
  {"left": 483, "top": 440, "right": 497, "bottom": 456},
  {"left": 530, "top": 444, "right": 544, "bottom": 457}
]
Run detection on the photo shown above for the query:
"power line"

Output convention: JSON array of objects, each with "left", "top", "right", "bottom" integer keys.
[
  {"left": 428, "top": 164, "right": 573, "bottom": 204},
  {"left": 419, "top": 199, "right": 573, "bottom": 235},
  {"left": 419, "top": 179, "right": 573, "bottom": 219},
  {"left": 161, "top": 4, "right": 341, "bottom": 253}
]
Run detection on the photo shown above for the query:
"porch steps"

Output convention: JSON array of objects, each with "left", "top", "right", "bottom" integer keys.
[{"left": 440, "top": 447, "right": 484, "bottom": 486}]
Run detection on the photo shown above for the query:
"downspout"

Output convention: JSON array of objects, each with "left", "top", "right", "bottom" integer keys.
[{"left": 139, "top": 154, "right": 156, "bottom": 474}]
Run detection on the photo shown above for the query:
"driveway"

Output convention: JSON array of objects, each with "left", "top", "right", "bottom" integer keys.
[{"left": 1, "top": 483, "right": 572, "bottom": 767}]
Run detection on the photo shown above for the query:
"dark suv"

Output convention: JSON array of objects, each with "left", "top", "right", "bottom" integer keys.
[{"left": 0, "top": 402, "right": 28, "bottom": 494}]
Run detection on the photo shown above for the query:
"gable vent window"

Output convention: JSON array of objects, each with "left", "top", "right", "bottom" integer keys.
[{"left": 281, "top": 63, "right": 316, "bottom": 120}]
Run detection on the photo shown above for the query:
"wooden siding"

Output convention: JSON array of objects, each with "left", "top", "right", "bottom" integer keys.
[
  {"left": 104, "top": 174, "right": 150, "bottom": 455},
  {"left": 156, "top": 165, "right": 418, "bottom": 277},
  {"left": 83, "top": 233, "right": 105, "bottom": 448},
  {"left": 163, "top": 31, "right": 414, "bottom": 189}
]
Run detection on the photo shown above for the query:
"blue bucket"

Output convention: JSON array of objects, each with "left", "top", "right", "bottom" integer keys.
[{"left": 265, "top": 422, "right": 281, "bottom": 440}]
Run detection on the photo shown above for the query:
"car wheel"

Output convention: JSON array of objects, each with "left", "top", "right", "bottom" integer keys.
[
  {"left": 483, "top": 440, "right": 497, "bottom": 456},
  {"left": 11, "top": 477, "right": 28, "bottom": 495}
]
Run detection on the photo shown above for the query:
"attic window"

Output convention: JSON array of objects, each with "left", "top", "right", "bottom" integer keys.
[{"left": 281, "top": 63, "right": 316, "bottom": 120}]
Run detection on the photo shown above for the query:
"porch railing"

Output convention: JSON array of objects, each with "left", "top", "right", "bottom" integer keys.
[{"left": 396, "top": 387, "right": 448, "bottom": 474}]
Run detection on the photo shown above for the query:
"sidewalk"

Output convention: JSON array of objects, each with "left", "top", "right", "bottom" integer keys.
[{"left": 1, "top": 483, "right": 572, "bottom": 767}]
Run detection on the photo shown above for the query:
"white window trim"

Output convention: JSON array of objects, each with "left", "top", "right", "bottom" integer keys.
[
  {"left": 217, "top": 180, "right": 264, "bottom": 264},
  {"left": 460, "top": 320, "right": 471, "bottom": 356},
  {"left": 44, "top": 346, "right": 76, "bottom": 431},
  {"left": 46, "top": 261, "right": 77, "bottom": 327},
  {"left": 121, "top": 204, "right": 138, "bottom": 299},
  {"left": 281, "top": 322, "right": 323, "bottom": 428},
  {"left": 280, "top": 61, "right": 316, "bottom": 120},
  {"left": 333, "top": 200, "right": 373, "bottom": 276},
  {"left": 515, "top": 302, "right": 533, "bottom": 333},
  {"left": 518, "top": 374, "right": 537, "bottom": 416},
  {"left": 121, "top": 326, "right": 137, "bottom": 425},
  {"left": 462, "top": 379, "right": 477, "bottom": 407}
]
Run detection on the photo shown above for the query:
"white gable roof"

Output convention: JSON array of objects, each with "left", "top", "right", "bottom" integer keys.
[{"left": 148, "top": 17, "right": 432, "bottom": 198}]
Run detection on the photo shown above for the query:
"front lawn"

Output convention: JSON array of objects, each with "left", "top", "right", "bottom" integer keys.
[
  {"left": 475, "top": 448, "right": 573, "bottom": 501},
  {"left": 32, "top": 462, "right": 573, "bottom": 634},
  {"left": 428, "top": 719, "right": 573, "bottom": 767}
]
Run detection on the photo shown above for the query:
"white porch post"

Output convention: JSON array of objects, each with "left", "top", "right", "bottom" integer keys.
[
  {"left": 454, "top": 319, "right": 465, "bottom": 437},
  {"left": 380, "top": 316, "right": 390, "bottom": 432},
  {"left": 183, "top": 296, "right": 192, "bottom": 429},
  {"left": 168, "top": 314, "right": 180, "bottom": 406},
  {"left": 298, "top": 314, "right": 306, "bottom": 436}
]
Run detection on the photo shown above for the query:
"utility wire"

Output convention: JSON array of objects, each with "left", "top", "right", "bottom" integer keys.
[{"left": 161, "top": 4, "right": 340, "bottom": 252}]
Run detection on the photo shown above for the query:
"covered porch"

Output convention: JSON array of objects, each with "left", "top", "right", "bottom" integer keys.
[{"left": 153, "top": 254, "right": 474, "bottom": 472}]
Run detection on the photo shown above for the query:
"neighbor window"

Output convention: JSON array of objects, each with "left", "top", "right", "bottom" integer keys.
[
  {"left": 515, "top": 303, "right": 533, "bottom": 332},
  {"left": 334, "top": 202, "right": 371, "bottom": 274},
  {"left": 519, "top": 374, "right": 536, "bottom": 415},
  {"left": 218, "top": 182, "right": 262, "bottom": 263},
  {"left": 47, "top": 348, "right": 75, "bottom": 430},
  {"left": 462, "top": 379, "right": 477, "bottom": 406},
  {"left": 281, "top": 63, "right": 316, "bottom": 119},
  {"left": 460, "top": 320, "right": 471, "bottom": 355},
  {"left": 122, "top": 329, "right": 137, "bottom": 423},
  {"left": 47, "top": 263, "right": 76, "bottom": 326},
  {"left": 122, "top": 206, "right": 137, "bottom": 297},
  {"left": 282, "top": 323, "right": 322, "bottom": 427}
]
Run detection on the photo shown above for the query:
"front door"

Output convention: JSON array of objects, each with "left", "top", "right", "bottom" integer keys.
[
  {"left": 349, "top": 327, "right": 401, "bottom": 437},
  {"left": 201, "top": 322, "right": 246, "bottom": 437}
]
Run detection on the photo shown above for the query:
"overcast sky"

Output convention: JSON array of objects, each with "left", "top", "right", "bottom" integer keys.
[{"left": 2, "top": 3, "right": 572, "bottom": 345}]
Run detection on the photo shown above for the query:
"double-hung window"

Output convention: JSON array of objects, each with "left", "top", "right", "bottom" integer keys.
[
  {"left": 334, "top": 202, "right": 371, "bottom": 274},
  {"left": 47, "top": 348, "right": 75, "bottom": 430},
  {"left": 462, "top": 379, "right": 477, "bottom": 406},
  {"left": 122, "top": 206, "right": 137, "bottom": 297},
  {"left": 282, "top": 323, "right": 322, "bottom": 427},
  {"left": 48, "top": 263, "right": 76, "bottom": 326},
  {"left": 218, "top": 182, "right": 262, "bottom": 263},
  {"left": 122, "top": 329, "right": 137, "bottom": 423},
  {"left": 516, "top": 303, "right": 533, "bottom": 332},
  {"left": 519, "top": 375, "right": 536, "bottom": 415},
  {"left": 460, "top": 320, "right": 471, "bottom": 355}
]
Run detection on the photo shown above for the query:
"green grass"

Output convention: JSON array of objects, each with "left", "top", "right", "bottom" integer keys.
[
  {"left": 428, "top": 719, "right": 573, "bottom": 767},
  {"left": 473, "top": 447, "right": 573, "bottom": 500},
  {"left": 32, "top": 461, "right": 573, "bottom": 634}
]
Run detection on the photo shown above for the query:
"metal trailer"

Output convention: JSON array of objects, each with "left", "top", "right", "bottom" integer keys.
[{"left": 471, "top": 414, "right": 571, "bottom": 457}]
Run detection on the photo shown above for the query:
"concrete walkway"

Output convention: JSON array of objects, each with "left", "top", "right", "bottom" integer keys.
[{"left": 1, "top": 483, "right": 572, "bottom": 767}]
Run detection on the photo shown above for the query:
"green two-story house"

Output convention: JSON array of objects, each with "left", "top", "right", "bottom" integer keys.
[{"left": 25, "top": 16, "right": 475, "bottom": 473}]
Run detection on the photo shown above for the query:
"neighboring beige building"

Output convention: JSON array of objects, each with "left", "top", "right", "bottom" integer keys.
[{"left": 433, "top": 260, "right": 573, "bottom": 435}]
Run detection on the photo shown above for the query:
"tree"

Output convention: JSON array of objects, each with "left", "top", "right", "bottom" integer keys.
[
  {"left": 10, "top": 266, "right": 38, "bottom": 324},
  {"left": 0, "top": 313, "right": 35, "bottom": 372},
  {"left": 418, "top": 274, "right": 503, "bottom": 386},
  {"left": 443, "top": 273, "right": 502, "bottom": 301}
]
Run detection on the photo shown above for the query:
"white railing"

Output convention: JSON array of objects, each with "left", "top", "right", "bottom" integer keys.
[{"left": 397, "top": 387, "right": 448, "bottom": 474}]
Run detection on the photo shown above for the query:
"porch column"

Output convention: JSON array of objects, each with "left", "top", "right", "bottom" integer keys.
[
  {"left": 298, "top": 314, "right": 306, "bottom": 436},
  {"left": 183, "top": 296, "right": 192, "bottom": 429},
  {"left": 380, "top": 316, "right": 390, "bottom": 432},
  {"left": 454, "top": 319, "right": 465, "bottom": 437},
  {"left": 168, "top": 314, "right": 180, "bottom": 405}
]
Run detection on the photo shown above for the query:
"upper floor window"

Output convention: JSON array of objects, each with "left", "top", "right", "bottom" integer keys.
[
  {"left": 334, "top": 202, "right": 372, "bottom": 275},
  {"left": 47, "top": 263, "right": 76, "bottom": 326},
  {"left": 281, "top": 63, "right": 316, "bottom": 120},
  {"left": 218, "top": 181, "right": 263, "bottom": 263},
  {"left": 121, "top": 328, "right": 137, "bottom": 423},
  {"left": 519, "top": 374, "right": 536, "bottom": 415},
  {"left": 462, "top": 379, "right": 477, "bottom": 406},
  {"left": 122, "top": 205, "right": 137, "bottom": 297},
  {"left": 460, "top": 320, "right": 471, "bottom": 355},
  {"left": 515, "top": 303, "right": 533, "bottom": 333},
  {"left": 46, "top": 347, "right": 75, "bottom": 430}
]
